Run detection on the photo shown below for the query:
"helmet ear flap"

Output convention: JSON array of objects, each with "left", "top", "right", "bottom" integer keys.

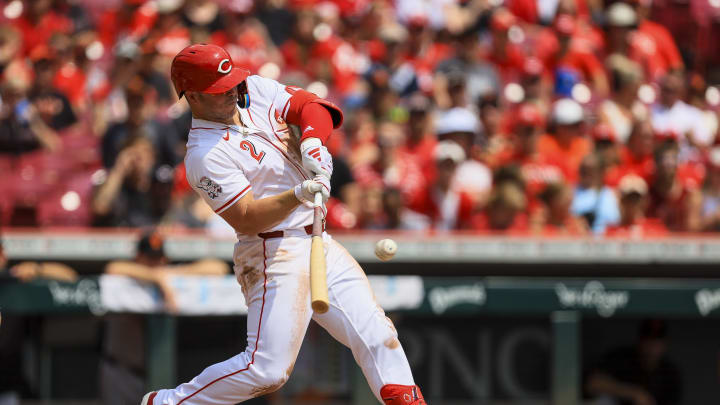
[{"left": 237, "top": 81, "right": 250, "bottom": 109}]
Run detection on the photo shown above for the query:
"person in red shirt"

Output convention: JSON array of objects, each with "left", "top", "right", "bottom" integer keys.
[
  {"left": 630, "top": 0, "right": 684, "bottom": 74},
  {"left": 536, "top": 98, "right": 592, "bottom": 184},
  {"left": 605, "top": 174, "right": 669, "bottom": 238},
  {"left": 483, "top": 8, "right": 526, "bottom": 82},
  {"left": 604, "top": 3, "right": 674, "bottom": 80},
  {"left": 535, "top": 14, "right": 609, "bottom": 97},
  {"left": 605, "top": 120, "right": 656, "bottom": 187},
  {"left": 647, "top": 141, "right": 703, "bottom": 232},
  {"left": 503, "top": 103, "right": 566, "bottom": 206},
  {"left": 400, "top": 94, "right": 436, "bottom": 182},
  {"left": 410, "top": 141, "right": 473, "bottom": 230},
  {"left": 470, "top": 181, "right": 529, "bottom": 233}
]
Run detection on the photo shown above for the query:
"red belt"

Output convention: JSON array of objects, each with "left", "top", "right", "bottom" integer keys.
[{"left": 258, "top": 224, "right": 319, "bottom": 239}]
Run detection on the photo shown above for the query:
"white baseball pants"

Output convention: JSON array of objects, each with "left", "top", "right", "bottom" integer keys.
[{"left": 150, "top": 232, "right": 415, "bottom": 404}]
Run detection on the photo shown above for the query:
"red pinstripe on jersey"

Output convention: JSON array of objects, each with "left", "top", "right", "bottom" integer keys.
[{"left": 176, "top": 239, "right": 270, "bottom": 404}]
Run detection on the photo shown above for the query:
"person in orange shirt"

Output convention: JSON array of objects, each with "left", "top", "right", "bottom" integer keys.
[
  {"left": 605, "top": 120, "right": 656, "bottom": 187},
  {"left": 605, "top": 174, "right": 668, "bottom": 238},
  {"left": 537, "top": 98, "right": 592, "bottom": 184}
]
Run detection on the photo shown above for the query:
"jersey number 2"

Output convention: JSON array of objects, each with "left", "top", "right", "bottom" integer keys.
[{"left": 240, "top": 140, "right": 266, "bottom": 163}]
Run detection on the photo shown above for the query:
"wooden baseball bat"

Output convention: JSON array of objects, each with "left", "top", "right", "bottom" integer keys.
[{"left": 310, "top": 191, "right": 329, "bottom": 314}]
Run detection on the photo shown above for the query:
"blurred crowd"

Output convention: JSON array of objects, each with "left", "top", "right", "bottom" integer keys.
[{"left": 1, "top": 0, "right": 720, "bottom": 237}]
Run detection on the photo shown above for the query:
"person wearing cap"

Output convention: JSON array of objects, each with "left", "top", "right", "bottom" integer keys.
[
  {"left": 501, "top": 103, "right": 567, "bottom": 206},
  {"left": 400, "top": 94, "right": 437, "bottom": 175},
  {"left": 145, "top": 43, "right": 426, "bottom": 405},
  {"left": 409, "top": 140, "right": 473, "bottom": 230},
  {"left": 604, "top": 2, "right": 670, "bottom": 81},
  {"left": 605, "top": 174, "right": 668, "bottom": 238},
  {"left": 102, "top": 231, "right": 229, "bottom": 405},
  {"left": 537, "top": 98, "right": 592, "bottom": 184},
  {"left": 483, "top": 8, "right": 526, "bottom": 81},
  {"left": 629, "top": 0, "right": 684, "bottom": 75},
  {"left": 434, "top": 107, "right": 493, "bottom": 205},
  {"left": 586, "top": 319, "right": 682, "bottom": 405}
]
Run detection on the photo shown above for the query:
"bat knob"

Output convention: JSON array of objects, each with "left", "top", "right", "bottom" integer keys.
[{"left": 312, "top": 300, "right": 329, "bottom": 314}]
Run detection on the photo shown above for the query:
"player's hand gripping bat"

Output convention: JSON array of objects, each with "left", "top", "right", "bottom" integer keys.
[{"left": 310, "top": 192, "right": 329, "bottom": 313}]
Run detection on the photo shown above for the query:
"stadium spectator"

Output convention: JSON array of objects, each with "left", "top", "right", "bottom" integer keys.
[
  {"left": 605, "top": 174, "right": 668, "bottom": 238},
  {"left": 101, "top": 231, "right": 228, "bottom": 405},
  {"left": 701, "top": 147, "right": 720, "bottom": 231},
  {"left": 400, "top": 94, "right": 436, "bottom": 180},
  {"left": 435, "top": 28, "right": 501, "bottom": 108},
  {"left": 537, "top": 98, "right": 592, "bottom": 184},
  {"left": 28, "top": 55, "right": 77, "bottom": 132},
  {"left": 92, "top": 136, "right": 174, "bottom": 227},
  {"left": 586, "top": 319, "right": 682, "bottom": 405},
  {"left": 504, "top": 103, "right": 565, "bottom": 204},
  {"left": 598, "top": 55, "right": 644, "bottom": 144},
  {"left": 434, "top": 107, "right": 492, "bottom": 205},
  {"left": 571, "top": 154, "right": 620, "bottom": 235},
  {"left": 535, "top": 181, "right": 589, "bottom": 235},
  {"left": 101, "top": 76, "right": 180, "bottom": 169},
  {"left": 376, "top": 188, "right": 431, "bottom": 231},
  {"left": 0, "top": 0, "right": 714, "bottom": 236},
  {"left": 535, "top": 13, "right": 609, "bottom": 97},
  {"left": 605, "top": 120, "right": 656, "bottom": 187},
  {"left": 483, "top": 8, "right": 525, "bottom": 82},
  {"left": 470, "top": 181, "right": 528, "bottom": 232},
  {"left": 651, "top": 73, "right": 715, "bottom": 161},
  {"left": 0, "top": 79, "right": 61, "bottom": 154},
  {"left": 647, "top": 141, "right": 703, "bottom": 232},
  {"left": 630, "top": 0, "right": 685, "bottom": 75},
  {"left": 410, "top": 140, "right": 473, "bottom": 230}
]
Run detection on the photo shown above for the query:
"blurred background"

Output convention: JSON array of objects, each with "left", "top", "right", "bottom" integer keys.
[{"left": 0, "top": 0, "right": 719, "bottom": 404}]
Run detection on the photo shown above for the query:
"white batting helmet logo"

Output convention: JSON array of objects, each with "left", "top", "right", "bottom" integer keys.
[{"left": 217, "top": 59, "right": 232, "bottom": 74}]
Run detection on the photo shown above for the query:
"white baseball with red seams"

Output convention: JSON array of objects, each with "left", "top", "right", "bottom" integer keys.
[{"left": 147, "top": 75, "right": 417, "bottom": 404}]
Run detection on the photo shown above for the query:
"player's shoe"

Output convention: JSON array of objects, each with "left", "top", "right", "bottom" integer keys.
[
  {"left": 140, "top": 392, "right": 157, "bottom": 405},
  {"left": 380, "top": 384, "right": 426, "bottom": 404}
]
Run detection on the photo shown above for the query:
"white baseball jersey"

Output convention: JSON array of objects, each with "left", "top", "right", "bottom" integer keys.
[
  {"left": 150, "top": 75, "right": 419, "bottom": 405},
  {"left": 185, "top": 75, "right": 314, "bottom": 238}
]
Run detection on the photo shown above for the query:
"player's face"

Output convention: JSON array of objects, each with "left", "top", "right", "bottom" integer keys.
[{"left": 188, "top": 87, "right": 239, "bottom": 123}]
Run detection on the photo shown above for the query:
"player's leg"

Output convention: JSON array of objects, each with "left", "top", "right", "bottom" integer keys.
[
  {"left": 312, "top": 237, "right": 425, "bottom": 405},
  {"left": 147, "top": 238, "right": 313, "bottom": 405}
]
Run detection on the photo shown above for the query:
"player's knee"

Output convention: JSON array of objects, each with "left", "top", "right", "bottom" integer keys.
[{"left": 250, "top": 366, "right": 290, "bottom": 397}]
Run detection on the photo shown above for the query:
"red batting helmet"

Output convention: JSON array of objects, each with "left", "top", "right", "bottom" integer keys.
[{"left": 170, "top": 44, "right": 250, "bottom": 98}]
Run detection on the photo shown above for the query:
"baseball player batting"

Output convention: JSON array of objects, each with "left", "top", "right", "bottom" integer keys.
[{"left": 141, "top": 44, "right": 425, "bottom": 405}]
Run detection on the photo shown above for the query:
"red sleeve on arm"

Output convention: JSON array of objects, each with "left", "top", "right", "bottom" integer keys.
[{"left": 299, "top": 102, "right": 334, "bottom": 144}]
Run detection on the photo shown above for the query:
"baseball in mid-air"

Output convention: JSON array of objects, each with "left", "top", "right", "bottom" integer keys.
[{"left": 374, "top": 239, "right": 398, "bottom": 261}]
